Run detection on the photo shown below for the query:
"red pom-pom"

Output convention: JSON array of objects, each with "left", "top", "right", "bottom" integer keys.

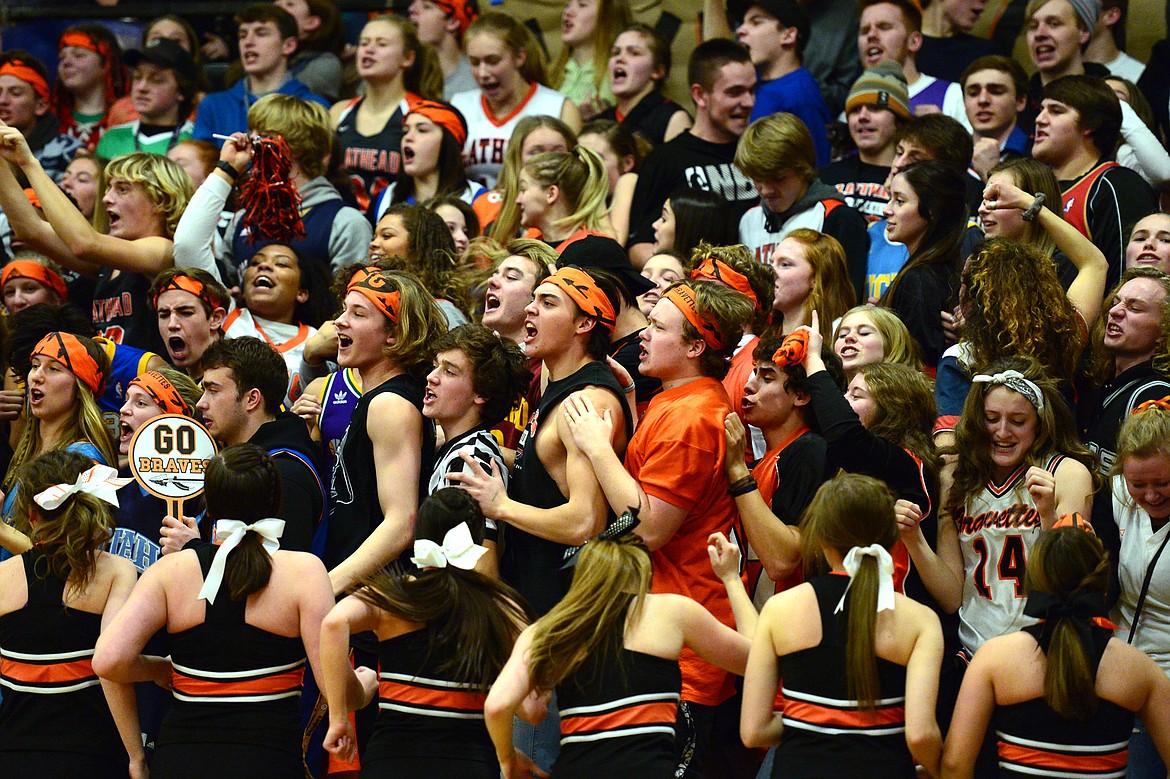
[{"left": 239, "top": 135, "right": 306, "bottom": 244}]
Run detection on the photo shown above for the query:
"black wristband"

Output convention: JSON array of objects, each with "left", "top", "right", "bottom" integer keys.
[
  {"left": 1021, "top": 192, "right": 1045, "bottom": 222},
  {"left": 216, "top": 160, "right": 241, "bottom": 182},
  {"left": 728, "top": 475, "right": 758, "bottom": 497}
]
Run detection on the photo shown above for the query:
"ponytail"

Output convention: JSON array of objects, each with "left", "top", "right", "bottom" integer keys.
[
  {"left": 204, "top": 444, "right": 282, "bottom": 601},
  {"left": 522, "top": 146, "right": 610, "bottom": 234},
  {"left": 845, "top": 555, "right": 881, "bottom": 710},
  {"left": 1043, "top": 617, "right": 1097, "bottom": 720}
]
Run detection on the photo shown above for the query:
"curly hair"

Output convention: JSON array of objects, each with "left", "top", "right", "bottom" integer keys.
[
  {"left": 960, "top": 238, "right": 1084, "bottom": 382},
  {"left": 372, "top": 269, "right": 449, "bottom": 379},
  {"left": 11, "top": 449, "right": 114, "bottom": 594},
  {"left": 857, "top": 362, "right": 940, "bottom": 478},
  {"left": 376, "top": 203, "right": 470, "bottom": 318},
  {"left": 431, "top": 323, "right": 532, "bottom": 427},
  {"left": 1086, "top": 268, "right": 1170, "bottom": 385},
  {"left": 945, "top": 356, "right": 1095, "bottom": 516}
]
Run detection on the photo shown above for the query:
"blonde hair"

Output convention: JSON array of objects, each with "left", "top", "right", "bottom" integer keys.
[
  {"left": 522, "top": 146, "right": 610, "bottom": 234},
  {"left": 734, "top": 113, "right": 817, "bottom": 184},
  {"left": 361, "top": 16, "right": 443, "bottom": 100},
  {"left": 248, "top": 94, "right": 333, "bottom": 179},
  {"left": 550, "top": 0, "right": 633, "bottom": 95},
  {"left": 466, "top": 12, "right": 549, "bottom": 86},
  {"left": 104, "top": 153, "right": 192, "bottom": 238},
  {"left": 489, "top": 116, "right": 577, "bottom": 242},
  {"left": 834, "top": 305, "right": 923, "bottom": 374},
  {"left": 1115, "top": 405, "right": 1170, "bottom": 478},
  {"left": 377, "top": 269, "right": 449, "bottom": 379}
]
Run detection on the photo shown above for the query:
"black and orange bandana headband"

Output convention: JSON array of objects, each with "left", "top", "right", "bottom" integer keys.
[
  {"left": 32, "top": 332, "right": 104, "bottom": 395},
  {"left": 691, "top": 258, "right": 760, "bottom": 311},
  {"left": 432, "top": 0, "right": 478, "bottom": 35},
  {"left": 129, "top": 371, "right": 192, "bottom": 417},
  {"left": 771, "top": 329, "right": 809, "bottom": 367},
  {"left": 349, "top": 270, "right": 401, "bottom": 323},
  {"left": 545, "top": 267, "right": 617, "bottom": 334},
  {"left": 408, "top": 100, "right": 468, "bottom": 147},
  {"left": 346, "top": 265, "right": 380, "bottom": 292},
  {"left": 0, "top": 60, "right": 49, "bottom": 104},
  {"left": 664, "top": 283, "right": 725, "bottom": 350},
  {"left": 1, "top": 260, "right": 67, "bottom": 302},
  {"left": 151, "top": 274, "right": 226, "bottom": 312}
]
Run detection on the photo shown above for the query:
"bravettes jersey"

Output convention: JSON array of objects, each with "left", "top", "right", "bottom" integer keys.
[
  {"left": 451, "top": 83, "right": 568, "bottom": 189},
  {"left": 955, "top": 454, "right": 1064, "bottom": 653}
]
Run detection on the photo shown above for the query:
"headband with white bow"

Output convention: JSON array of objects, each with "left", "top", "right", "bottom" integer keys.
[
  {"left": 834, "top": 544, "right": 896, "bottom": 615},
  {"left": 33, "top": 464, "right": 132, "bottom": 511},
  {"left": 197, "top": 518, "right": 285, "bottom": 604},
  {"left": 972, "top": 369, "right": 1045, "bottom": 412},
  {"left": 410, "top": 522, "right": 488, "bottom": 570}
]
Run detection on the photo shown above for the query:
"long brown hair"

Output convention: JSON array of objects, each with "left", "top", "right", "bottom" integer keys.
[
  {"left": 204, "top": 444, "right": 283, "bottom": 602},
  {"left": 799, "top": 474, "right": 899, "bottom": 710},
  {"left": 12, "top": 449, "right": 114, "bottom": 594},
  {"left": 857, "top": 362, "right": 940, "bottom": 478},
  {"left": 466, "top": 12, "right": 549, "bottom": 86},
  {"left": 356, "top": 488, "right": 532, "bottom": 691},
  {"left": 527, "top": 532, "right": 651, "bottom": 691},
  {"left": 1024, "top": 528, "right": 1110, "bottom": 720}
]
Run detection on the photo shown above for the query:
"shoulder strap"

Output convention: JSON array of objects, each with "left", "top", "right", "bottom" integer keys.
[
  {"left": 1127, "top": 529, "right": 1170, "bottom": 644},
  {"left": 821, "top": 198, "right": 845, "bottom": 217}
]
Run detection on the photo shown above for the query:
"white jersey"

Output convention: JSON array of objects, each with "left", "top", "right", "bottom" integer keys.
[
  {"left": 451, "top": 83, "right": 569, "bottom": 189},
  {"left": 223, "top": 308, "right": 317, "bottom": 406},
  {"left": 1110, "top": 473, "right": 1170, "bottom": 675},
  {"left": 955, "top": 455, "right": 1064, "bottom": 653}
]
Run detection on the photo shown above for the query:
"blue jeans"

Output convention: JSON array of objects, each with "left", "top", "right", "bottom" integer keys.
[
  {"left": 514, "top": 691, "right": 561, "bottom": 773},
  {"left": 1128, "top": 718, "right": 1165, "bottom": 779}
]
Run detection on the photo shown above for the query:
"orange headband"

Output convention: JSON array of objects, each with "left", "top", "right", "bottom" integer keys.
[
  {"left": 346, "top": 265, "right": 380, "bottom": 292},
  {"left": 349, "top": 271, "right": 401, "bottom": 322},
  {"left": 129, "top": 371, "right": 191, "bottom": 416},
  {"left": 59, "top": 31, "right": 106, "bottom": 57},
  {"left": 545, "top": 267, "right": 617, "bottom": 334},
  {"left": 771, "top": 329, "right": 808, "bottom": 367},
  {"left": 408, "top": 100, "right": 468, "bottom": 147},
  {"left": 152, "top": 274, "right": 226, "bottom": 312},
  {"left": 32, "top": 332, "right": 104, "bottom": 394},
  {"left": 690, "top": 258, "right": 760, "bottom": 311},
  {"left": 432, "top": 0, "right": 478, "bottom": 35},
  {"left": 1132, "top": 396, "right": 1170, "bottom": 415},
  {"left": 1, "top": 260, "right": 67, "bottom": 302},
  {"left": 664, "top": 284, "right": 725, "bottom": 350},
  {"left": 0, "top": 60, "right": 49, "bottom": 104}
]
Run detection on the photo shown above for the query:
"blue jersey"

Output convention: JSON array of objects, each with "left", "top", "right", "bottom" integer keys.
[{"left": 319, "top": 368, "right": 362, "bottom": 475}]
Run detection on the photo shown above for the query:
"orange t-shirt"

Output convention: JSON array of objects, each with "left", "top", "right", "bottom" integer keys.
[{"left": 624, "top": 376, "right": 739, "bottom": 707}]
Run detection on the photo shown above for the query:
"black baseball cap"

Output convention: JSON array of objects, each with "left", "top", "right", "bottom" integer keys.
[
  {"left": 124, "top": 39, "right": 198, "bottom": 84},
  {"left": 558, "top": 235, "right": 655, "bottom": 298}
]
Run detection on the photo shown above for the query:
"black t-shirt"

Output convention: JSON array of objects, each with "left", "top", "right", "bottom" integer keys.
[
  {"left": 819, "top": 155, "right": 890, "bottom": 223},
  {"left": 627, "top": 131, "right": 758, "bottom": 248}
]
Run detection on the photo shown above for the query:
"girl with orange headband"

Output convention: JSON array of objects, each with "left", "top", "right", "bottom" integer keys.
[
  {"left": 53, "top": 25, "right": 129, "bottom": 151},
  {"left": 0, "top": 332, "right": 114, "bottom": 552},
  {"left": 0, "top": 254, "right": 68, "bottom": 315},
  {"left": 332, "top": 15, "right": 442, "bottom": 214},
  {"left": 370, "top": 99, "right": 495, "bottom": 231}
]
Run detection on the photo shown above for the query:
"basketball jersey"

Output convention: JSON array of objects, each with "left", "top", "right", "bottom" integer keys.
[
  {"left": 223, "top": 308, "right": 315, "bottom": 406},
  {"left": 955, "top": 454, "right": 1064, "bottom": 653},
  {"left": 335, "top": 94, "right": 421, "bottom": 213},
  {"left": 318, "top": 368, "right": 362, "bottom": 476},
  {"left": 1061, "top": 161, "right": 1118, "bottom": 241},
  {"left": 452, "top": 83, "right": 569, "bottom": 189}
]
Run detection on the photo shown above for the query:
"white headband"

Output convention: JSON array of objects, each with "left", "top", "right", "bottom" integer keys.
[
  {"left": 972, "top": 369, "right": 1045, "bottom": 412},
  {"left": 410, "top": 522, "right": 488, "bottom": 570},
  {"left": 197, "top": 518, "right": 285, "bottom": 604},
  {"left": 834, "top": 544, "right": 896, "bottom": 615},
  {"left": 33, "top": 464, "right": 132, "bottom": 511}
]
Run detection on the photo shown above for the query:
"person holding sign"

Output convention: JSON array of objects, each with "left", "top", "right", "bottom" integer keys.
[
  {"left": 94, "top": 444, "right": 335, "bottom": 779},
  {"left": 0, "top": 449, "right": 144, "bottom": 779},
  {"left": 0, "top": 332, "right": 115, "bottom": 555}
]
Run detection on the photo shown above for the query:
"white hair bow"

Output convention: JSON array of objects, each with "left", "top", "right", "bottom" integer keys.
[
  {"left": 971, "top": 369, "right": 1045, "bottom": 412},
  {"left": 410, "top": 522, "right": 487, "bottom": 571},
  {"left": 197, "top": 518, "right": 285, "bottom": 604},
  {"left": 834, "top": 544, "right": 896, "bottom": 615},
  {"left": 33, "top": 464, "right": 132, "bottom": 511}
]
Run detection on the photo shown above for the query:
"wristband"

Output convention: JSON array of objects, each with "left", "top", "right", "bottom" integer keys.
[
  {"left": 216, "top": 160, "right": 241, "bottom": 182},
  {"left": 728, "top": 475, "right": 758, "bottom": 497},
  {"left": 1021, "top": 192, "right": 1045, "bottom": 222},
  {"left": 620, "top": 382, "right": 636, "bottom": 394}
]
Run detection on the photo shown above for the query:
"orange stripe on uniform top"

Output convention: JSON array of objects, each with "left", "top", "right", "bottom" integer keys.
[
  {"left": 691, "top": 258, "right": 760, "bottom": 311},
  {"left": 782, "top": 699, "right": 905, "bottom": 729},
  {"left": 998, "top": 742, "right": 1128, "bottom": 772},
  {"left": 171, "top": 666, "right": 305, "bottom": 697},
  {"left": 663, "top": 283, "right": 725, "bottom": 350},
  {"left": 1, "top": 656, "right": 95, "bottom": 685},
  {"left": 378, "top": 680, "right": 487, "bottom": 713},
  {"left": 545, "top": 267, "right": 617, "bottom": 334},
  {"left": 560, "top": 701, "right": 678, "bottom": 734}
]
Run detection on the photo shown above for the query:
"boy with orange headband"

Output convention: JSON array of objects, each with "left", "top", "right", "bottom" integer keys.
[
  {"left": 452, "top": 264, "right": 631, "bottom": 772},
  {"left": 563, "top": 278, "right": 754, "bottom": 776},
  {"left": 148, "top": 267, "right": 230, "bottom": 382},
  {"left": 0, "top": 51, "right": 82, "bottom": 183}
]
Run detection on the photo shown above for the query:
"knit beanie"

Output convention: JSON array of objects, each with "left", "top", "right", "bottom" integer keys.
[
  {"left": 845, "top": 60, "right": 912, "bottom": 120},
  {"left": 1064, "top": 0, "right": 1101, "bottom": 30}
]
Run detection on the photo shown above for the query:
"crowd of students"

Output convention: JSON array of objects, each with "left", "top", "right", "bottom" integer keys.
[{"left": 0, "top": 0, "right": 1169, "bottom": 777}]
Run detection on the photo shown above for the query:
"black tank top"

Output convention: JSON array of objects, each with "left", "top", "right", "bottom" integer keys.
[
  {"left": 325, "top": 373, "right": 434, "bottom": 570},
  {"left": 599, "top": 91, "right": 684, "bottom": 147},
  {"left": 0, "top": 548, "right": 123, "bottom": 760},
  {"left": 159, "top": 544, "right": 306, "bottom": 755},
  {"left": 502, "top": 360, "right": 631, "bottom": 615},
  {"left": 774, "top": 574, "right": 915, "bottom": 779},
  {"left": 92, "top": 268, "right": 167, "bottom": 355},
  {"left": 553, "top": 620, "right": 681, "bottom": 779},
  {"left": 335, "top": 96, "right": 409, "bottom": 213},
  {"left": 993, "top": 623, "right": 1134, "bottom": 778}
]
